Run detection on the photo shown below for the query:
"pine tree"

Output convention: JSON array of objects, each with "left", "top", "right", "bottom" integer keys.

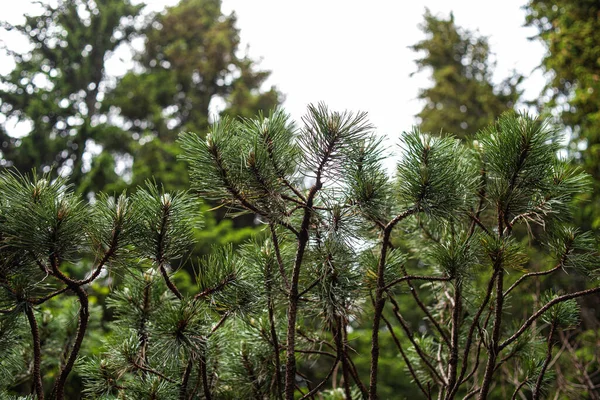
[
  {"left": 411, "top": 10, "right": 522, "bottom": 138},
  {"left": 1, "top": 105, "right": 598, "bottom": 400}
]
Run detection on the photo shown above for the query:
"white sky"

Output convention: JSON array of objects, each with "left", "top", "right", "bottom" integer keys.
[{"left": 1, "top": 0, "right": 547, "bottom": 145}]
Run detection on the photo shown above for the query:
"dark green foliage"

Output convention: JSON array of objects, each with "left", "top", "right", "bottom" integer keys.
[
  {"left": 0, "top": 0, "right": 143, "bottom": 189},
  {"left": 1, "top": 107, "right": 598, "bottom": 400},
  {"left": 397, "top": 129, "right": 476, "bottom": 217},
  {"left": 525, "top": 0, "right": 600, "bottom": 228},
  {"left": 411, "top": 10, "right": 522, "bottom": 139},
  {"left": 106, "top": 0, "right": 282, "bottom": 191}
]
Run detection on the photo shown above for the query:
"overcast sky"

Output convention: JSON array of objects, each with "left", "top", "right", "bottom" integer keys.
[{"left": 2, "top": 0, "right": 547, "bottom": 145}]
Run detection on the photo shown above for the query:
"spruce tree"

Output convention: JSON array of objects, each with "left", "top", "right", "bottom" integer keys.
[
  {"left": 0, "top": 0, "right": 143, "bottom": 188},
  {"left": 0, "top": 105, "right": 598, "bottom": 400},
  {"left": 411, "top": 10, "right": 522, "bottom": 138}
]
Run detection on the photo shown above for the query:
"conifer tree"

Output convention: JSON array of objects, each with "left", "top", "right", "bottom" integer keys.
[
  {"left": 1, "top": 105, "right": 598, "bottom": 400},
  {"left": 411, "top": 10, "right": 522, "bottom": 138},
  {"left": 525, "top": 0, "right": 600, "bottom": 231},
  {"left": 0, "top": 0, "right": 143, "bottom": 188}
]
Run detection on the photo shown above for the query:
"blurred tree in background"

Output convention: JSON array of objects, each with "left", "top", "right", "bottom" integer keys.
[
  {"left": 0, "top": 0, "right": 143, "bottom": 190},
  {"left": 0, "top": 0, "right": 281, "bottom": 195},
  {"left": 525, "top": 0, "right": 600, "bottom": 231},
  {"left": 411, "top": 9, "right": 522, "bottom": 138},
  {"left": 105, "top": 0, "right": 281, "bottom": 191}
]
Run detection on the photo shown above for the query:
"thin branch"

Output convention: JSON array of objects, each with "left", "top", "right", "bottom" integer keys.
[
  {"left": 503, "top": 265, "right": 561, "bottom": 298},
  {"left": 532, "top": 322, "right": 556, "bottom": 400},
  {"left": 383, "top": 274, "right": 452, "bottom": 291},
  {"left": 131, "top": 360, "right": 178, "bottom": 384},
  {"left": 159, "top": 263, "right": 183, "bottom": 300},
  {"left": 30, "top": 286, "right": 69, "bottom": 305},
  {"left": 382, "top": 313, "right": 430, "bottom": 399},
  {"left": 387, "top": 294, "right": 446, "bottom": 385},
  {"left": 500, "top": 286, "right": 600, "bottom": 350},
  {"left": 468, "top": 213, "right": 492, "bottom": 237},
  {"left": 299, "top": 357, "right": 340, "bottom": 400},
  {"left": 397, "top": 264, "right": 452, "bottom": 348},
  {"left": 511, "top": 380, "right": 528, "bottom": 400},
  {"left": 451, "top": 268, "right": 499, "bottom": 396},
  {"left": 295, "top": 348, "right": 336, "bottom": 358},
  {"left": 180, "top": 359, "right": 194, "bottom": 399},
  {"left": 25, "top": 304, "right": 44, "bottom": 400},
  {"left": 194, "top": 273, "right": 236, "bottom": 300},
  {"left": 51, "top": 284, "right": 89, "bottom": 400},
  {"left": 369, "top": 208, "right": 416, "bottom": 399},
  {"left": 270, "top": 223, "right": 290, "bottom": 290},
  {"left": 478, "top": 267, "right": 505, "bottom": 400}
]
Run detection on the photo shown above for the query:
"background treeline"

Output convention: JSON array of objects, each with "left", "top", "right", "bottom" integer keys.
[{"left": 0, "top": 0, "right": 599, "bottom": 398}]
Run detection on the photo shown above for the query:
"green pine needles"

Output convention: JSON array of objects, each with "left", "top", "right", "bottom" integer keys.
[{"left": 1, "top": 106, "right": 599, "bottom": 400}]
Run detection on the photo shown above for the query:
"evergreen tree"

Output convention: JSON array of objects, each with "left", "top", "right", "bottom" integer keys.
[
  {"left": 2, "top": 105, "right": 598, "bottom": 400},
  {"left": 525, "top": 0, "right": 600, "bottom": 230},
  {"left": 0, "top": 0, "right": 143, "bottom": 189},
  {"left": 0, "top": 0, "right": 281, "bottom": 195},
  {"left": 104, "top": 0, "right": 281, "bottom": 191},
  {"left": 411, "top": 10, "right": 522, "bottom": 138}
]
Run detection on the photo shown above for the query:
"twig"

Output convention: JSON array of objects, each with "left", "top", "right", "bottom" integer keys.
[{"left": 500, "top": 286, "right": 600, "bottom": 350}]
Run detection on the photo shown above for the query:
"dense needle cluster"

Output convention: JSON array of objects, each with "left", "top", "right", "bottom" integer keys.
[{"left": 1, "top": 105, "right": 599, "bottom": 400}]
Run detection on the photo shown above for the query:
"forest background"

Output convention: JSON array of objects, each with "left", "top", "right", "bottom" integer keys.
[{"left": 1, "top": 0, "right": 599, "bottom": 398}]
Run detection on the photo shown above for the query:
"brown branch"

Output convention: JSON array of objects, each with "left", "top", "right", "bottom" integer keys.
[
  {"left": 77, "top": 224, "right": 121, "bottom": 286},
  {"left": 131, "top": 360, "right": 178, "bottom": 384},
  {"left": 383, "top": 274, "right": 452, "bottom": 291},
  {"left": 211, "top": 312, "right": 229, "bottom": 334},
  {"left": 179, "top": 359, "right": 194, "bottom": 399},
  {"left": 295, "top": 348, "right": 336, "bottom": 358},
  {"left": 446, "top": 282, "right": 462, "bottom": 399},
  {"left": 265, "top": 246, "right": 284, "bottom": 400},
  {"left": 477, "top": 267, "right": 505, "bottom": 400},
  {"left": 299, "top": 357, "right": 340, "bottom": 400},
  {"left": 451, "top": 268, "right": 499, "bottom": 397},
  {"left": 388, "top": 294, "right": 446, "bottom": 385},
  {"left": 343, "top": 322, "right": 369, "bottom": 398},
  {"left": 270, "top": 223, "right": 290, "bottom": 290},
  {"left": 369, "top": 208, "right": 416, "bottom": 399},
  {"left": 397, "top": 264, "right": 452, "bottom": 349},
  {"left": 199, "top": 352, "right": 212, "bottom": 400},
  {"left": 511, "top": 380, "right": 528, "bottom": 400},
  {"left": 503, "top": 265, "right": 561, "bottom": 298},
  {"left": 532, "top": 322, "right": 556, "bottom": 400},
  {"left": 194, "top": 273, "right": 236, "bottom": 300},
  {"left": 30, "top": 286, "right": 69, "bottom": 305},
  {"left": 25, "top": 304, "right": 44, "bottom": 400},
  {"left": 284, "top": 176, "right": 322, "bottom": 399},
  {"left": 160, "top": 263, "right": 183, "bottom": 300},
  {"left": 51, "top": 284, "right": 88, "bottom": 400},
  {"left": 382, "top": 313, "right": 430, "bottom": 399},
  {"left": 500, "top": 286, "right": 600, "bottom": 350},
  {"left": 468, "top": 213, "right": 492, "bottom": 237}
]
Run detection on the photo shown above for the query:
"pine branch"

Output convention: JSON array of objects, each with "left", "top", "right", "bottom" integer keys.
[
  {"left": 24, "top": 304, "right": 44, "bottom": 400},
  {"left": 131, "top": 360, "right": 178, "bottom": 384},
  {"left": 30, "top": 286, "right": 69, "bottom": 305},
  {"left": 532, "top": 322, "right": 557, "bottom": 400},
  {"left": 382, "top": 313, "right": 430, "bottom": 399},
  {"left": 500, "top": 286, "right": 600, "bottom": 350},
  {"left": 503, "top": 265, "right": 561, "bottom": 297}
]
